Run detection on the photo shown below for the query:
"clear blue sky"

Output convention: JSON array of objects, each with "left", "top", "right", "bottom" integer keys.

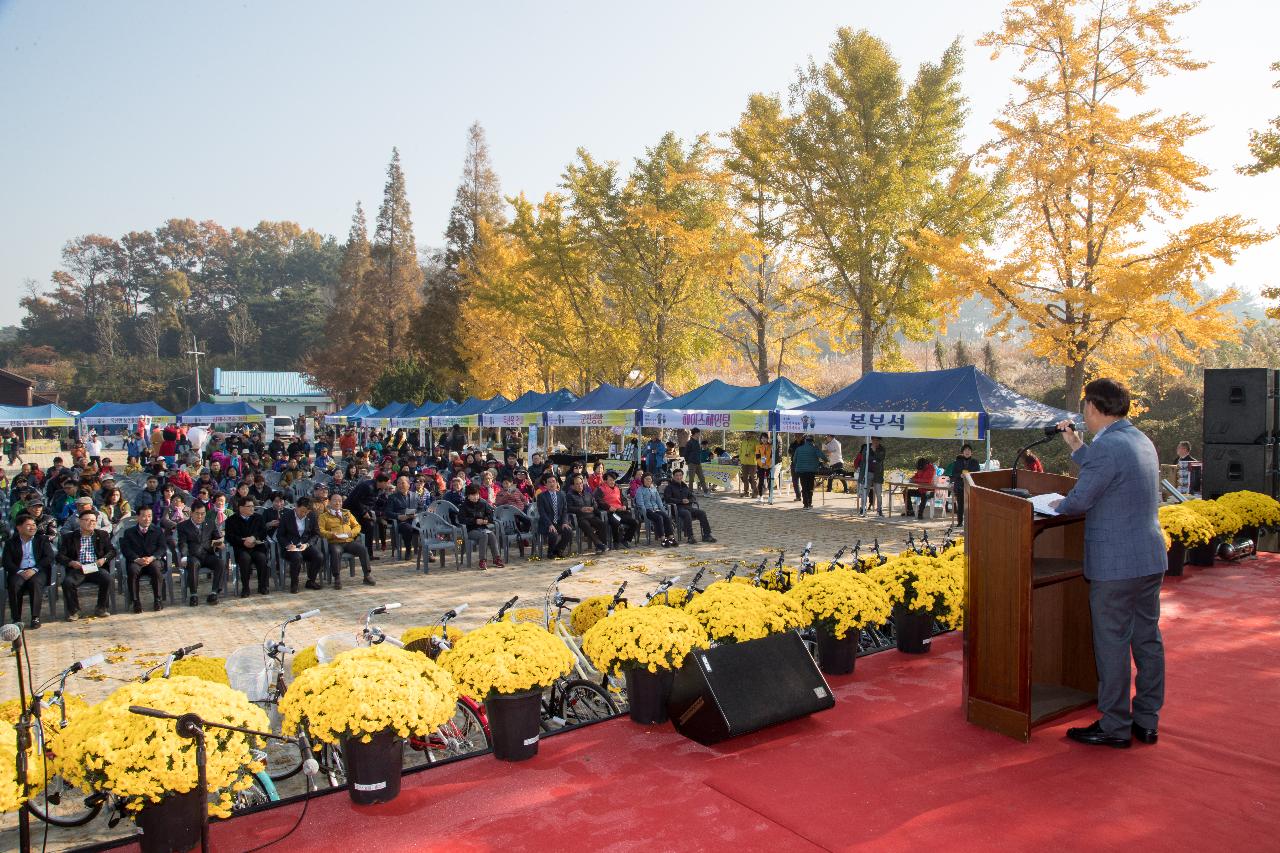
[{"left": 1, "top": 0, "right": 1277, "bottom": 317}]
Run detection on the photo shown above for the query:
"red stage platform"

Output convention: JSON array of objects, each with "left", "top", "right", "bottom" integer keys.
[{"left": 98, "top": 557, "right": 1280, "bottom": 852}]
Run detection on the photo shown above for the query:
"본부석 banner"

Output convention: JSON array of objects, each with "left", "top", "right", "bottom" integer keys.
[{"left": 776, "top": 410, "right": 984, "bottom": 440}]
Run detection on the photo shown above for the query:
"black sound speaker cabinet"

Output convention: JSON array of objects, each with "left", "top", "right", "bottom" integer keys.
[
  {"left": 1203, "top": 368, "right": 1276, "bottom": 445},
  {"left": 1201, "top": 443, "right": 1277, "bottom": 500},
  {"left": 668, "top": 631, "right": 835, "bottom": 746}
]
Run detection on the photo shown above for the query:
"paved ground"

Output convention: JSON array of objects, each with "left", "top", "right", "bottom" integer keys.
[{"left": 0, "top": 486, "right": 955, "bottom": 851}]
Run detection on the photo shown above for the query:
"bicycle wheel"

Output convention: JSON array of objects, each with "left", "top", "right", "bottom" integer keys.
[
  {"left": 26, "top": 721, "right": 103, "bottom": 828},
  {"left": 556, "top": 679, "right": 618, "bottom": 726},
  {"left": 231, "top": 773, "right": 278, "bottom": 813},
  {"left": 253, "top": 701, "right": 306, "bottom": 781},
  {"left": 406, "top": 699, "right": 490, "bottom": 769},
  {"left": 322, "top": 742, "right": 347, "bottom": 788}
]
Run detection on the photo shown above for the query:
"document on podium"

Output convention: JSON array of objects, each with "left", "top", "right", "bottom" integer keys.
[{"left": 1030, "top": 492, "right": 1067, "bottom": 516}]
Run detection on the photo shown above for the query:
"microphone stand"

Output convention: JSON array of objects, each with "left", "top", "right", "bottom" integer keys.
[
  {"left": 128, "top": 707, "right": 316, "bottom": 853},
  {"left": 12, "top": 633, "right": 31, "bottom": 853},
  {"left": 1010, "top": 434, "right": 1055, "bottom": 492}
]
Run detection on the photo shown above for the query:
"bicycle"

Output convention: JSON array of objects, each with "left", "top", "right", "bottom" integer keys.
[
  {"left": 25, "top": 652, "right": 107, "bottom": 827},
  {"left": 539, "top": 564, "right": 619, "bottom": 728},
  {"left": 401, "top": 603, "right": 494, "bottom": 767},
  {"left": 225, "top": 609, "right": 320, "bottom": 782}
]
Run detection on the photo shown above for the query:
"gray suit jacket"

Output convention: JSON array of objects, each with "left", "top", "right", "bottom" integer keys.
[{"left": 1055, "top": 419, "right": 1166, "bottom": 581}]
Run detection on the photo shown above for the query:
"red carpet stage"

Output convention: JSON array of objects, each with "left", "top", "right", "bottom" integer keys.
[{"left": 96, "top": 556, "right": 1280, "bottom": 852}]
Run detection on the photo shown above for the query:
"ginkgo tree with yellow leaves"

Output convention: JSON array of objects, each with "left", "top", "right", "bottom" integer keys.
[{"left": 919, "top": 0, "right": 1272, "bottom": 405}]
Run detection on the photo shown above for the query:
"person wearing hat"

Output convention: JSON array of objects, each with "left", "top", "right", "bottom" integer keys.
[
  {"left": 58, "top": 508, "right": 116, "bottom": 620},
  {"left": 60, "top": 497, "right": 110, "bottom": 535},
  {"left": 26, "top": 497, "right": 60, "bottom": 541}
]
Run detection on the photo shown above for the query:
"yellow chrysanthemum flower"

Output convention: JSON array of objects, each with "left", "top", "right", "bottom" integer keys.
[
  {"left": 582, "top": 606, "right": 709, "bottom": 675},
  {"left": 439, "top": 621, "right": 575, "bottom": 700}
]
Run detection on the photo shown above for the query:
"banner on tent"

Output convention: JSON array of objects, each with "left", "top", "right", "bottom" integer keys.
[
  {"left": 181, "top": 414, "right": 264, "bottom": 424},
  {"left": 0, "top": 417, "right": 75, "bottom": 428},
  {"left": 79, "top": 416, "right": 176, "bottom": 426},
  {"left": 389, "top": 417, "right": 425, "bottom": 428},
  {"left": 601, "top": 459, "right": 632, "bottom": 476},
  {"left": 640, "top": 410, "right": 771, "bottom": 431},
  {"left": 545, "top": 410, "right": 635, "bottom": 428},
  {"left": 776, "top": 410, "right": 984, "bottom": 439},
  {"left": 703, "top": 463, "right": 741, "bottom": 490},
  {"left": 432, "top": 415, "right": 480, "bottom": 428},
  {"left": 485, "top": 412, "right": 542, "bottom": 428}
]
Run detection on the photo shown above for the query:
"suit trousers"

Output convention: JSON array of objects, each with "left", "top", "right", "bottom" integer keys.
[
  {"left": 1089, "top": 572, "right": 1165, "bottom": 738},
  {"left": 285, "top": 545, "right": 325, "bottom": 585},
  {"left": 63, "top": 567, "right": 110, "bottom": 614},
  {"left": 128, "top": 559, "right": 163, "bottom": 604},
  {"left": 185, "top": 551, "right": 225, "bottom": 597},
  {"left": 233, "top": 546, "right": 271, "bottom": 594},
  {"left": 9, "top": 569, "right": 47, "bottom": 622},
  {"left": 685, "top": 462, "right": 708, "bottom": 493}
]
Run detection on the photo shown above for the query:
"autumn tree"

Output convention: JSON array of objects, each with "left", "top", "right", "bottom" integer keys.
[
  {"left": 368, "top": 148, "right": 423, "bottom": 355},
  {"left": 564, "top": 132, "right": 734, "bottom": 387},
  {"left": 742, "top": 30, "right": 1002, "bottom": 373},
  {"left": 921, "top": 0, "right": 1272, "bottom": 404},
  {"left": 1240, "top": 61, "right": 1280, "bottom": 176}
]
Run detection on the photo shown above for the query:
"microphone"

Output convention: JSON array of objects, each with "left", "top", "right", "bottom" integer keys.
[
  {"left": 0, "top": 624, "right": 21, "bottom": 643},
  {"left": 70, "top": 653, "right": 105, "bottom": 674},
  {"left": 1043, "top": 423, "right": 1080, "bottom": 436}
]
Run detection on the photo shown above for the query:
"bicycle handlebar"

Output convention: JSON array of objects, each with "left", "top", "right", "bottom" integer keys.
[
  {"left": 68, "top": 652, "right": 105, "bottom": 674},
  {"left": 288, "top": 609, "right": 321, "bottom": 624},
  {"left": 494, "top": 597, "right": 518, "bottom": 621}
]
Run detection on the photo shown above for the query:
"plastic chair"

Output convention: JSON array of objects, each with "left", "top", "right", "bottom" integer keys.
[
  {"left": 493, "top": 505, "right": 533, "bottom": 562},
  {"left": 413, "top": 513, "right": 461, "bottom": 573}
]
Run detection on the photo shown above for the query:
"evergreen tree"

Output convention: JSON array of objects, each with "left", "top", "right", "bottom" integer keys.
[
  {"left": 369, "top": 148, "right": 423, "bottom": 355},
  {"left": 444, "top": 122, "right": 507, "bottom": 269},
  {"left": 953, "top": 338, "right": 974, "bottom": 368},
  {"left": 982, "top": 340, "right": 999, "bottom": 380}
]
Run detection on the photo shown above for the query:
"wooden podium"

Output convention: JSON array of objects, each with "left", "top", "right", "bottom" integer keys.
[{"left": 961, "top": 469, "right": 1097, "bottom": 741}]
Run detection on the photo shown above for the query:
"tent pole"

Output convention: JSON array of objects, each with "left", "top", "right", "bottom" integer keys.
[
  {"left": 862, "top": 433, "right": 870, "bottom": 517},
  {"left": 985, "top": 430, "right": 992, "bottom": 466},
  {"left": 768, "top": 431, "right": 776, "bottom": 505}
]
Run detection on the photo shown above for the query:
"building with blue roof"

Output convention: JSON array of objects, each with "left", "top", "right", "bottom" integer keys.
[{"left": 211, "top": 368, "right": 332, "bottom": 420}]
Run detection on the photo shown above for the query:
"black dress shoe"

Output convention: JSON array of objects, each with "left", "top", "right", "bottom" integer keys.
[
  {"left": 1132, "top": 723, "right": 1158, "bottom": 744},
  {"left": 206, "top": 594, "right": 218, "bottom": 605},
  {"left": 28, "top": 618, "right": 40, "bottom": 630},
  {"left": 188, "top": 595, "right": 198, "bottom": 607},
  {"left": 1066, "top": 720, "right": 1131, "bottom": 749},
  {"left": 132, "top": 601, "right": 143, "bottom": 614},
  {"left": 362, "top": 574, "right": 376, "bottom": 586}
]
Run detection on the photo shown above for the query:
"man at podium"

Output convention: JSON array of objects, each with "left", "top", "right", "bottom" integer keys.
[{"left": 1052, "top": 378, "right": 1166, "bottom": 749}]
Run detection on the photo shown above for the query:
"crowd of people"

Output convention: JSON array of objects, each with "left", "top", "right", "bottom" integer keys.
[{"left": 0, "top": 420, "right": 722, "bottom": 627}]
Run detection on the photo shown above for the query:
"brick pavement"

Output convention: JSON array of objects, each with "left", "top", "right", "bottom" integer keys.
[{"left": 0, "top": 489, "right": 954, "bottom": 850}]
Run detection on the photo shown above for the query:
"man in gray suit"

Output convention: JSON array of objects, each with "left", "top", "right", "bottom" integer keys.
[{"left": 1053, "top": 378, "right": 1165, "bottom": 749}]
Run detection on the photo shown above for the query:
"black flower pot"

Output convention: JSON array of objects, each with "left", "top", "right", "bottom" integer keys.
[
  {"left": 135, "top": 787, "right": 203, "bottom": 853},
  {"left": 1187, "top": 537, "right": 1220, "bottom": 567},
  {"left": 485, "top": 688, "right": 543, "bottom": 761},
  {"left": 893, "top": 605, "right": 934, "bottom": 654},
  {"left": 814, "top": 624, "right": 858, "bottom": 675},
  {"left": 341, "top": 729, "right": 404, "bottom": 805},
  {"left": 625, "top": 667, "right": 675, "bottom": 724},
  {"left": 1166, "top": 541, "right": 1186, "bottom": 576}
]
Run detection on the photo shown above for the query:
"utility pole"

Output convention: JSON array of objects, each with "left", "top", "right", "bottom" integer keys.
[{"left": 186, "top": 335, "right": 205, "bottom": 400}]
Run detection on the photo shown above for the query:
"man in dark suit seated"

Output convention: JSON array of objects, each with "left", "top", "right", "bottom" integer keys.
[
  {"left": 1053, "top": 378, "right": 1167, "bottom": 749},
  {"left": 662, "top": 469, "right": 716, "bottom": 545},
  {"left": 121, "top": 505, "right": 167, "bottom": 613},
  {"left": 57, "top": 509, "right": 116, "bottom": 620},
  {"left": 177, "top": 502, "right": 225, "bottom": 607},
  {"left": 224, "top": 496, "right": 271, "bottom": 597},
  {"left": 535, "top": 474, "right": 574, "bottom": 559},
  {"left": 3, "top": 512, "right": 54, "bottom": 627},
  {"left": 279, "top": 496, "right": 326, "bottom": 593}
]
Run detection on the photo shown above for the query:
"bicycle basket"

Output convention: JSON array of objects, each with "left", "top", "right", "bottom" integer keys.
[
  {"left": 316, "top": 633, "right": 359, "bottom": 663},
  {"left": 226, "top": 645, "right": 270, "bottom": 702}
]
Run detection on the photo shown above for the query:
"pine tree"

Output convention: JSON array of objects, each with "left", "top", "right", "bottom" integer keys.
[
  {"left": 982, "top": 340, "right": 999, "bottom": 380},
  {"left": 953, "top": 339, "right": 974, "bottom": 368},
  {"left": 369, "top": 148, "right": 423, "bottom": 355},
  {"left": 444, "top": 122, "right": 507, "bottom": 269}
]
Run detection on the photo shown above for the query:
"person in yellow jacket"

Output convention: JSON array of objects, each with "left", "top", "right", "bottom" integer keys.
[
  {"left": 737, "top": 435, "right": 759, "bottom": 498},
  {"left": 754, "top": 433, "right": 774, "bottom": 503},
  {"left": 317, "top": 492, "right": 373, "bottom": 588}
]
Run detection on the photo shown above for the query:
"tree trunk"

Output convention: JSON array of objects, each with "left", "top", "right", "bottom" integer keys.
[
  {"left": 860, "top": 318, "right": 875, "bottom": 375},
  {"left": 654, "top": 315, "right": 666, "bottom": 387},
  {"left": 1064, "top": 363, "right": 1086, "bottom": 412},
  {"left": 755, "top": 319, "right": 769, "bottom": 384}
]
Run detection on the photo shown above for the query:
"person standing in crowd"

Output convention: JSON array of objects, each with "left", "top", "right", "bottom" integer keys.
[
  {"left": 788, "top": 434, "right": 805, "bottom": 501},
  {"left": 1174, "top": 440, "right": 1202, "bottom": 494},
  {"left": 319, "top": 492, "right": 373, "bottom": 588},
  {"left": 854, "top": 437, "right": 886, "bottom": 517},
  {"left": 122, "top": 505, "right": 166, "bottom": 613},
  {"left": 460, "top": 484, "right": 504, "bottom": 569},
  {"left": 738, "top": 433, "right": 759, "bottom": 499},
  {"left": 4, "top": 513, "right": 52, "bottom": 627},
  {"left": 754, "top": 433, "right": 773, "bottom": 503},
  {"left": 643, "top": 434, "right": 666, "bottom": 479},
  {"left": 662, "top": 468, "right": 716, "bottom": 544},
  {"left": 791, "top": 435, "right": 821, "bottom": 509},
  {"left": 535, "top": 474, "right": 574, "bottom": 559},
  {"left": 1053, "top": 378, "right": 1166, "bottom": 749},
  {"left": 58, "top": 509, "right": 115, "bottom": 620},
  {"left": 947, "top": 444, "right": 982, "bottom": 525},
  {"left": 682, "top": 428, "right": 709, "bottom": 494}
]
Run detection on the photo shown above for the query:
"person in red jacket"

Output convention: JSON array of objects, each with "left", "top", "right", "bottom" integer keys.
[{"left": 594, "top": 471, "right": 638, "bottom": 547}]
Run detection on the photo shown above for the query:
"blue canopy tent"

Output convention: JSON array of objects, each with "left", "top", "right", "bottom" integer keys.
[
  {"left": 78, "top": 401, "right": 177, "bottom": 426},
  {"left": 641, "top": 377, "right": 817, "bottom": 432},
  {"left": 543, "top": 382, "right": 671, "bottom": 428},
  {"left": 177, "top": 401, "right": 265, "bottom": 424},
  {"left": 358, "top": 401, "right": 419, "bottom": 429},
  {"left": 480, "top": 389, "right": 579, "bottom": 428},
  {"left": 324, "top": 402, "right": 375, "bottom": 425},
  {"left": 389, "top": 400, "right": 452, "bottom": 429},
  {"left": 0, "top": 403, "right": 77, "bottom": 428},
  {"left": 429, "top": 395, "right": 510, "bottom": 428}
]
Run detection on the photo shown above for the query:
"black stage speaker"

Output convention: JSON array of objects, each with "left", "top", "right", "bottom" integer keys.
[
  {"left": 1203, "top": 368, "right": 1276, "bottom": 445},
  {"left": 1201, "top": 443, "right": 1276, "bottom": 500},
  {"left": 668, "top": 631, "right": 835, "bottom": 745}
]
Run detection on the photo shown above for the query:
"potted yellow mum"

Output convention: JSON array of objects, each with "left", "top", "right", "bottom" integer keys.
[
  {"left": 1215, "top": 490, "right": 1280, "bottom": 549},
  {"left": 682, "top": 582, "right": 807, "bottom": 644},
  {"left": 581, "top": 607, "right": 709, "bottom": 724},
  {"left": 867, "top": 552, "right": 965, "bottom": 654},
  {"left": 569, "top": 595, "right": 627, "bottom": 635},
  {"left": 279, "top": 644, "right": 458, "bottom": 804},
  {"left": 439, "top": 621, "right": 576, "bottom": 761},
  {"left": 1158, "top": 504, "right": 1215, "bottom": 575},
  {"left": 53, "top": 676, "right": 268, "bottom": 853},
  {"left": 786, "top": 571, "right": 893, "bottom": 675}
]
